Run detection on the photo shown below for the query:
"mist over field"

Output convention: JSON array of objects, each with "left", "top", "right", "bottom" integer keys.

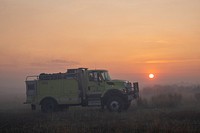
[
  {"left": 1, "top": 83, "right": 200, "bottom": 110},
  {"left": 0, "top": 87, "right": 26, "bottom": 111},
  {"left": 0, "top": 70, "right": 200, "bottom": 112},
  {"left": 0, "top": 82, "right": 200, "bottom": 111},
  {"left": 1, "top": 83, "right": 200, "bottom": 133}
]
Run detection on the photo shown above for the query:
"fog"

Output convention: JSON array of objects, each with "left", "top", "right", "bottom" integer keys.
[
  {"left": 1, "top": 81, "right": 200, "bottom": 111},
  {"left": 0, "top": 68, "right": 199, "bottom": 112},
  {"left": 1, "top": 76, "right": 200, "bottom": 132}
]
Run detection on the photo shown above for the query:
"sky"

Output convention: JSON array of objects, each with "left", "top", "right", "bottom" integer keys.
[{"left": 0, "top": 0, "right": 200, "bottom": 89}]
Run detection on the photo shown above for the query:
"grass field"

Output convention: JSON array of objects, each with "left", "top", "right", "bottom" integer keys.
[{"left": 0, "top": 85, "right": 200, "bottom": 133}]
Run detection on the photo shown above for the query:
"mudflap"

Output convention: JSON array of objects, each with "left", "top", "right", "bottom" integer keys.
[{"left": 133, "top": 82, "right": 139, "bottom": 99}]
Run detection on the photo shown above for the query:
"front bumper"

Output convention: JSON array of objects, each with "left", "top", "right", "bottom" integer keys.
[
  {"left": 128, "top": 94, "right": 134, "bottom": 101},
  {"left": 125, "top": 82, "right": 139, "bottom": 101}
]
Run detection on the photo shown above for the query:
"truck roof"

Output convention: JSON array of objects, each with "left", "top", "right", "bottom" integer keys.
[
  {"left": 88, "top": 69, "right": 108, "bottom": 72},
  {"left": 67, "top": 68, "right": 108, "bottom": 73}
]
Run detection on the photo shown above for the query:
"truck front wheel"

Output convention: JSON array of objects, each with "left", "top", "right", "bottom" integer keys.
[
  {"left": 106, "top": 96, "right": 125, "bottom": 112},
  {"left": 41, "top": 99, "right": 57, "bottom": 113}
]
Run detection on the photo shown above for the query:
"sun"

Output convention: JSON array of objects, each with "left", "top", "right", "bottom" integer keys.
[{"left": 149, "top": 74, "right": 154, "bottom": 79}]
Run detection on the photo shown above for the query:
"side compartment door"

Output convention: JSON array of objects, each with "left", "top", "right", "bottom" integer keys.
[
  {"left": 61, "top": 78, "right": 81, "bottom": 104},
  {"left": 25, "top": 80, "right": 37, "bottom": 104}
]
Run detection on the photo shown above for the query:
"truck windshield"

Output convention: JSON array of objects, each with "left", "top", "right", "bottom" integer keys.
[{"left": 102, "top": 71, "right": 111, "bottom": 81}]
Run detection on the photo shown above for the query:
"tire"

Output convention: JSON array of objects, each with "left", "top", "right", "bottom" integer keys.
[
  {"left": 41, "top": 99, "right": 57, "bottom": 113},
  {"left": 106, "top": 96, "right": 125, "bottom": 112}
]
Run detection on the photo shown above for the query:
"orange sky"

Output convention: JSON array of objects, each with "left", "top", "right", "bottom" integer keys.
[{"left": 0, "top": 0, "right": 200, "bottom": 88}]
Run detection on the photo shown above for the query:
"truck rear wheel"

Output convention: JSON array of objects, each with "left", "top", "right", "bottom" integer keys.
[
  {"left": 106, "top": 96, "right": 124, "bottom": 112},
  {"left": 41, "top": 99, "right": 57, "bottom": 113}
]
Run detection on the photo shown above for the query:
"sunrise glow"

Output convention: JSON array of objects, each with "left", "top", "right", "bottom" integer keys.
[{"left": 0, "top": 0, "right": 200, "bottom": 88}]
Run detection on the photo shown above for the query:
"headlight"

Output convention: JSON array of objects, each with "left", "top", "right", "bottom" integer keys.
[
  {"left": 124, "top": 81, "right": 132, "bottom": 89},
  {"left": 122, "top": 88, "right": 127, "bottom": 93},
  {"left": 123, "top": 81, "right": 128, "bottom": 87}
]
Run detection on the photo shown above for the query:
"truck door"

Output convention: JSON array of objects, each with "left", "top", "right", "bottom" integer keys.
[{"left": 87, "top": 71, "right": 105, "bottom": 105}]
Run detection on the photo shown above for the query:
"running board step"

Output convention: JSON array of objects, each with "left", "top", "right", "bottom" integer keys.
[{"left": 88, "top": 98, "right": 101, "bottom": 106}]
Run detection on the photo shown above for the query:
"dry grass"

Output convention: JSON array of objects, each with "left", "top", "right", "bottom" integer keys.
[
  {"left": 1, "top": 104, "right": 200, "bottom": 133},
  {"left": 151, "top": 93, "right": 182, "bottom": 108}
]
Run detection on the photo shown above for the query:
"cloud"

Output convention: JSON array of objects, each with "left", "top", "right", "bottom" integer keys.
[
  {"left": 144, "top": 40, "right": 168, "bottom": 44},
  {"left": 145, "top": 58, "right": 200, "bottom": 64},
  {"left": 51, "top": 59, "right": 80, "bottom": 66},
  {"left": 30, "top": 59, "right": 80, "bottom": 68}
]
